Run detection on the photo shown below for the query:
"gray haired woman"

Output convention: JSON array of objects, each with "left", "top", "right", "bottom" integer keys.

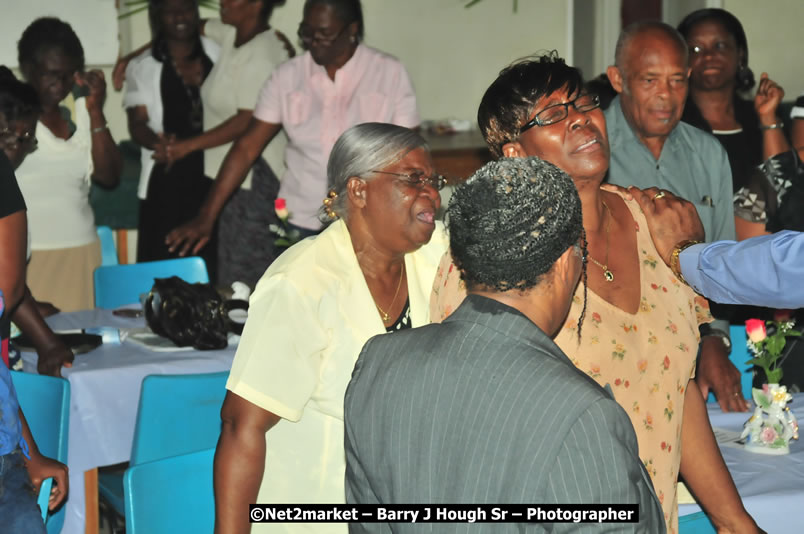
[{"left": 213, "top": 122, "right": 448, "bottom": 533}]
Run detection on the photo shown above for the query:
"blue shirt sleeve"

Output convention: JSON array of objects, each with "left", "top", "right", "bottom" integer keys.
[{"left": 680, "top": 231, "right": 804, "bottom": 308}]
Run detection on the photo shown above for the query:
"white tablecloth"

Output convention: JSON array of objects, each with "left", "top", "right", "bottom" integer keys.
[
  {"left": 679, "top": 393, "right": 804, "bottom": 533},
  {"left": 21, "top": 309, "right": 235, "bottom": 534}
]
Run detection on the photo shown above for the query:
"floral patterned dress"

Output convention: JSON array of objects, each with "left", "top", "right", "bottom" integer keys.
[{"left": 430, "top": 193, "right": 711, "bottom": 534}]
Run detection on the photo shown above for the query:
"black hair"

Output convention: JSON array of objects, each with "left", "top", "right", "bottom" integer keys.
[
  {"left": 0, "top": 66, "right": 41, "bottom": 123},
  {"left": 148, "top": 0, "right": 204, "bottom": 62},
  {"left": 477, "top": 52, "right": 584, "bottom": 158},
  {"left": 448, "top": 156, "right": 584, "bottom": 290},
  {"left": 304, "top": 0, "right": 364, "bottom": 42},
  {"left": 677, "top": 8, "right": 754, "bottom": 91},
  {"left": 18, "top": 17, "right": 85, "bottom": 73}
]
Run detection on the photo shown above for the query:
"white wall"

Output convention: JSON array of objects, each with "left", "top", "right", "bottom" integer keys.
[
  {"left": 724, "top": 0, "right": 804, "bottom": 99},
  {"left": 113, "top": 0, "right": 570, "bottom": 139}
]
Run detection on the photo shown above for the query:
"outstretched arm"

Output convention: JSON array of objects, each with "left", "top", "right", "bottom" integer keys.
[{"left": 165, "top": 118, "right": 281, "bottom": 256}]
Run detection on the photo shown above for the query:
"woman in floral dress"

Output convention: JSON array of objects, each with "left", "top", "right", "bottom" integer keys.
[{"left": 431, "top": 54, "right": 759, "bottom": 534}]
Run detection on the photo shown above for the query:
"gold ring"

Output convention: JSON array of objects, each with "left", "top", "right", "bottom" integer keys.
[{"left": 653, "top": 191, "right": 666, "bottom": 200}]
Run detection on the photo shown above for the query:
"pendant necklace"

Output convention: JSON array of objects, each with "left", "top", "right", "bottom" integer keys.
[
  {"left": 588, "top": 200, "right": 614, "bottom": 282},
  {"left": 374, "top": 263, "right": 405, "bottom": 323}
]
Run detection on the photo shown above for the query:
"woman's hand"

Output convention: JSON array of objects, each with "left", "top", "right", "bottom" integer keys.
[
  {"left": 754, "top": 73, "right": 785, "bottom": 125},
  {"left": 152, "top": 135, "right": 192, "bottom": 167},
  {"left": 152, "top": 134, "right": 175, "bottom": 164},
  {"left": 37, "top": 342, "right": 75, "bottom": 378},
  {"left": 74, "top": 70, "right": 107, "bottom": 113},
  {"left": 25, "top": 452, "right": 69, "bottom": 510},
  {"left": 166, "top": 214, "right": 216, "bottom": 256},
  {"left": 112, "top": 56, "right": 130, "bottom": 91}
]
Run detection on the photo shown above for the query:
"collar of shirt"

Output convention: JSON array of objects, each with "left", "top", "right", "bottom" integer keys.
[{"left": 306, "top": 43, "right": 367, "bottom": 92}]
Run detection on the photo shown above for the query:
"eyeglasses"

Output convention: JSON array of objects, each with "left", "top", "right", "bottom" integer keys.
[
  {"left": 371, "top": 170, "right": 447, "bottom": 191},
  {"left": 520, "top": 93, "right": 601, "bottom": 133},
  {"left": 297, "top": 23, "right": 349, "bottom": 46},
  {"left": 690, "top": 41, "right": 736, "bottom": 56},
  {"left": 0, "top": 129, "right": 38, "bottom": 151}
]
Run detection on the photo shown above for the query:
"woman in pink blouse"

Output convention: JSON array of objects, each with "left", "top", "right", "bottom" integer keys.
[{"left": 166, "top": 0, "right": 419, "bottom": 255}]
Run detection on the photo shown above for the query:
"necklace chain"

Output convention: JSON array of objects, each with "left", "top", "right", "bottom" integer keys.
[
  {"left": 168, "top": 50, "right": 203, "bottom": 131},
  {"left": 375, "top": 263, "right": 405, "bottom": 323},
  {"left": 588, "top": 200, "right": 614, "bottom": 282}
]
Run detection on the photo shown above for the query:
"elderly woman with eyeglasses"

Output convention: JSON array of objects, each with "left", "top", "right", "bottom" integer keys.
[
  {"left": 214, "top": 123, "right": 446, "bottom": 533},
  {"left": 430, "top": 54, "right": 760, "bottom": 534},
  {"left": 166, "top": 0, "right": 419, "bottom": 273}
]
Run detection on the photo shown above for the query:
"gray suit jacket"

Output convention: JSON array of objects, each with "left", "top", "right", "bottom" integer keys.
[{"left": 344, "top": 295, "right": 664, "bottom": 533}]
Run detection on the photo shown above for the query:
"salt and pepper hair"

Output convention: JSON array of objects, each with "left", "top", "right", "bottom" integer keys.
[
  {"left": 477, "top": 52, "right": 584, "bottom": 159},
  {"left": 448, "top": 156, "right": 588, "bottom": 337},
  {"left": 677, "top": 8, "right": 755, "bottom": 91},
  {"left": 614, "top": 21, "right": 689, "bottom": 73},
  {"left": 320, "top": 122, "right": 427, "bottom": 224}
]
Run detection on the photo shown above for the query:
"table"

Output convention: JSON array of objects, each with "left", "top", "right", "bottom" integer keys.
[
  {"left": 21, "top": 309, "right": 235, "bottom": 534},
  {"left": 419, "top": 129, "right": 492, "bottom": 183},
  {"left": 678, "top": 393, "right": 804, "bottom": 533}
]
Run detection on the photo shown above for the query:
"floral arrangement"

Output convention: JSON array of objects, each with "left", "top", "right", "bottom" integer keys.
[
  {"left": 741, "top": 383, "right": 799, "bottom": 453},
  {"left": 745, "top": 317, "right": 800, "bottom": 385},
  {"left": 269, "top": 198, "right": 302, "bottom": 249}
]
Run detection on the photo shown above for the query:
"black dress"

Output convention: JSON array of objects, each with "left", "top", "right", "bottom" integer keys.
[{"left": 137, "top": 53, "right": 217, "bottom": 282}]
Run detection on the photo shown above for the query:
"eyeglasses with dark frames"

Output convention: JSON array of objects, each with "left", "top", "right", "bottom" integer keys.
[
  {"left": 297, "top": 22, "right": 349, "bottom": 46},
  {"left": 520, "top": 93, "right": 601, "bottom": 133},
  {"left": 370, "top": 170, "right": 447, "bottom": 191}
]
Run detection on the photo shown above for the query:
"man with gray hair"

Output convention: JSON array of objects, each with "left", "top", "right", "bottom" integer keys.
[
  {"left": 344, "top": 157, "right": 664, "bottom": 532},
  {"left": 605, "top": 21, "right": 745, "bottom": 412}
]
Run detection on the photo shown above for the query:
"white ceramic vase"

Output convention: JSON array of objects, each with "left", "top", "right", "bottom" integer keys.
[{"left": 741, "top": 384, "right": 799, "bottom": 455}]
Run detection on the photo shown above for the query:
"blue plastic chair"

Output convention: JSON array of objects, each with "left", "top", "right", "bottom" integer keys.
[
  {"left": 98, "top": 372, "right": 228, "bottom": 522},
  {"left": 707, "top": 325, "right": 754, "bottom": 403},
  {"left": 11, "top": 371, "right": 70, "bottom": 533},
  {"left": 678, "top": 510, "right": 716, "bottom": 533},
  {"left": 96, "top": 225, "right": 118, "bottom": 266},
  {"left": 124, "top": 447, "right": 216, "bottom": 534},
  {"left": 93, "top": 256, "right": 209, "bottom": 308}
]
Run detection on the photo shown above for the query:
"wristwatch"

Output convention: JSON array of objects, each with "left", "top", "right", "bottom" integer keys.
[
  {"left": 669, "top": 240, "right": 701, "bottom": 286},
  {"left": 699, "top": 323, "right": 732, "bottom": 353}
]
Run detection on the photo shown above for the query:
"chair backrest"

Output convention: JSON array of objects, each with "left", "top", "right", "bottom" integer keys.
[
  {"left": 11, "top": 371, "right": 70, "bottom": 533},
  {"left": 96, "top": 226, "right": 118, "bottom": 266},
  {"left": 93, "top": 256, "right": 209, "bottom": 309},
  {"left": 124, "top": 448, "right": 215, "bottom": 534},
  {"left": 707, "top": 325, "right": 754, "bottom": 403},
  {"left": 130, "top": 372, "right": 229, "bottom": 466},
  {"left": 678, "top": 511, "right": 716, "bottom": 533}
]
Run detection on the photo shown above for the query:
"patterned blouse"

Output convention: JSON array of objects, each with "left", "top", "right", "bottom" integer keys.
[{"left": 430, "top": 193, "right": 712, "bottom": 534}]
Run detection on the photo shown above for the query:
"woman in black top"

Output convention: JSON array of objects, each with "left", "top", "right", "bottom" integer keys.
[
  {"left": 678, "top": 8, "right": 795, "bottom": 240},
  {"left": 127, "top": 0, "right": 218, "bottom": 279}
]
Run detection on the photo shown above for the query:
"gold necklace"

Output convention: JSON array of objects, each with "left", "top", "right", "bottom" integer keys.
[
  {"left": 375, "top": 263, "right": 405, "bottom": 323},
  {"left": 588, "top": 200, "right": 614, "bottom": 282}
]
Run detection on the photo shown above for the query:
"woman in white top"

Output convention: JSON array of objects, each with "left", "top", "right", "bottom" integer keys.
[
  {"left": 118, "top": 0, "right": 294, "bottom": 288},
  {"left": 124, "top": 0, "right": 221, "bottom": 279},
  {"left": 16, "top": 17, "right": 121, "bottom": 311}
]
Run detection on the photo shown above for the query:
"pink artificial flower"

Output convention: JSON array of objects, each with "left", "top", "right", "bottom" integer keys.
[
  {"left": 760, "top": 426, "right": 778, "bottom": 444},
  {"left": 745, "top": 319, "right": 767, "bottom": 343},
  {"left": 275, "top": 198, "right": 289, "bottom": 220}
]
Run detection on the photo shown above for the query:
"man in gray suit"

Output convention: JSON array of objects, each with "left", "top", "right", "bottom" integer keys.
[{"left": 344, "top": 157, "right": 664, "bottom": 532}]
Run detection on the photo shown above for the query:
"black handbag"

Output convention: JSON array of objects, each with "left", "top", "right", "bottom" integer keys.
[{"left": 144, "top": 276, "right": 248, "bottom": 350}]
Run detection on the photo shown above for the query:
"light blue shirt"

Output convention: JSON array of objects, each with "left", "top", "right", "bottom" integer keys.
[
  {"left": 680, "top": 231, "right": 804, "bottom": 308},
  {"left": 605, "top": 96, "right": 736, "bottom": 242}
]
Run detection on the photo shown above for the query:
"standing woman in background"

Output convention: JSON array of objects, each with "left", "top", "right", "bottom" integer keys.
[
  {"left": 16, "top": 17, "right": 122, "bottom": 312},
  {"left": 166, "top": 0, "right": 420, "bottom": 270},
  {"left": 118, "top": 0, "right": 295, "bottom": 288},
  {"left": 124, "top": 0, "right": 221, "bottom": 279}
]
